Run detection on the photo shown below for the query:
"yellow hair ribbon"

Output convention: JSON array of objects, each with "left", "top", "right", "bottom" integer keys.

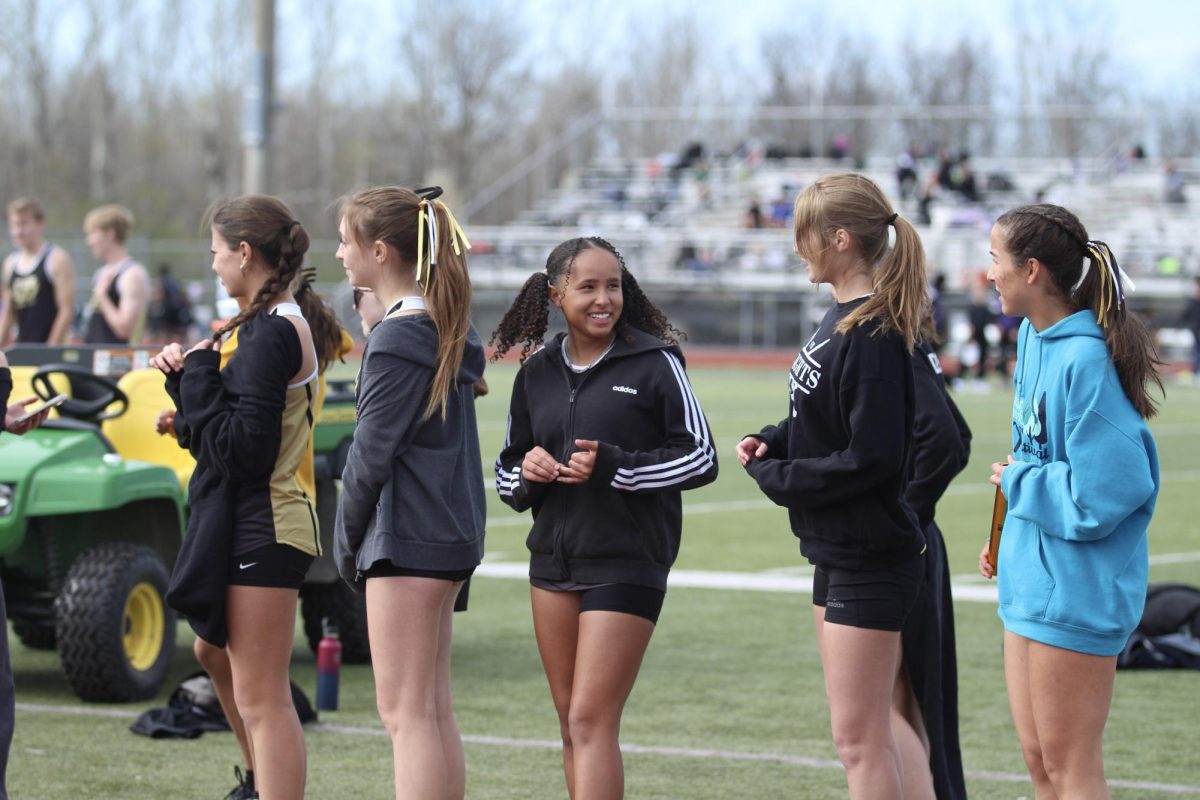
[
  {"left": 440, "top": 201, "right": 472, "bottom": 256},
  {"left": 413, "top": 197, "right": 470, "bottom": 295},
  {"left": 1088, "top": 243, "right": 1112, "bottom": 327},
  {"left": 416, "top": 199, "right": 432, "bottom": 295}
]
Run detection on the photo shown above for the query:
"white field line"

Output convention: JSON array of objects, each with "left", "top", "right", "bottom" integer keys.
[
  {"left": 476, "top": 556, "right": 1200, "bottom": 602},
  {"left": 15, "top": 704, "right": 1200, "bottom": 795},
  {"left": 971, "top": 422, "right": 1200, "bottom": 446},
  {"left": 474, "top": 561, "right": 1003, "bottom": 602},
  {"left": 1148, "top": 551, "right": 1200, "bottom": 565},
  {"left": 485, "top": 468, "right": 1200, "bottom": 528}
]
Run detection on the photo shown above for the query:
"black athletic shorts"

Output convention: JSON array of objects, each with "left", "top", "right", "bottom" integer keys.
[
  {"left": 531, "top": 578, "right": 665, "bottom": 624},
  {"left": 362, "top": 560, "right": 475, "bottom": 582},
  {"left": 812, "top": 553, "right": 925, "bottom": 632},
  {"left": 363, "top": 560, "right": 474, "bottom": 612},
  {"left": 228, "top": 542, "right": 314, "bottom": 590}
]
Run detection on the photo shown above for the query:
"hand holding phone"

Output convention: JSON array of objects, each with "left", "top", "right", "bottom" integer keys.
[
  {"left": 14, "top": 394, "right": 66, "bottom": 424},
  {"left": 5, "top": 394, "right": 64, "bottom": 434}
]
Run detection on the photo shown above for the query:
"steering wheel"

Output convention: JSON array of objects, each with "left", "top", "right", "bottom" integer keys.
[{"left": 32, "top": 364, "right": 129, "bottom": 423}]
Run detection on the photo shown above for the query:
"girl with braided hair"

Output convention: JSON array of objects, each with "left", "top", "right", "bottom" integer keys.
[
  {"left": 738, "top": 174, "right": 933, "bottom": 799},
  {"left": 493, "top": 236, "right": 717, "bottom": 799},
  {"left": 979, "top": 204, "right": 1161, "bottom": 799},
  {"left": 155, "top": 265, "right": 351, "bottom": 800},
  {"left": 333, "top": 186, "right": 486, "bottom": 800},
  {"left": 151, "top": 195, "right": 320, "bottom": 800}
]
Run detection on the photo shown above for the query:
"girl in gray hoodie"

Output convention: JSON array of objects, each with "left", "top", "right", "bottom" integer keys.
[{"left": 333, "top": 186, "right": 485, "bottom": 800}]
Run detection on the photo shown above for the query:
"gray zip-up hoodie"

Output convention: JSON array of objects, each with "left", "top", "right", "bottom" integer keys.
[{"left": 333, "top": 313, "right": 486, "bottom": 588}]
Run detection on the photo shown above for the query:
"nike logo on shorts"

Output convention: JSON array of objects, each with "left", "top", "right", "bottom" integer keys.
[{"left": 239, "top": 562, "right": 258, "bottom": 570}]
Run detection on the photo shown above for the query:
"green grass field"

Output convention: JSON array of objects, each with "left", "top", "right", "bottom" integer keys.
[{"left": 8, "top": 366, "right": 1200, "bottom": 799}]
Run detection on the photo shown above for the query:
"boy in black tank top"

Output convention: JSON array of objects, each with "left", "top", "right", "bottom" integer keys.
[
  {"left": 1, "top": 198, "right": 75, "bottom": 345},
  {"left": 83, "top": 204, "right": 150, "bottom": 345}
]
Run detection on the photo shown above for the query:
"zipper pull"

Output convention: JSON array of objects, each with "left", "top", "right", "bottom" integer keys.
[{"left": 569, "top": 389, "right": 576, "bottom": 405}]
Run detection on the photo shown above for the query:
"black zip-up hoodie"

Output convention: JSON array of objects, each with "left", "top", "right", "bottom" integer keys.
[
  {"left": 495, "top": 328, "right": 718, "bottom": 591},
  {"left": 745, "top": 297, "right": 925, "bottom": 570}
]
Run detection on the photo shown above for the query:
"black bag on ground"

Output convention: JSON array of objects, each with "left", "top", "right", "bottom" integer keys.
[
  {"left": 131, "top": 670, "right": 317, "bottom": 739},
  {"left": 1118, "top": 584, "right": 1200, "bottom": 670}
]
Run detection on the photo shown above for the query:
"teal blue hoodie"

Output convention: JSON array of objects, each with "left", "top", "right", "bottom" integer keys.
[{"left": 998, "top": 311, "right": 1159, "bottom": 656}]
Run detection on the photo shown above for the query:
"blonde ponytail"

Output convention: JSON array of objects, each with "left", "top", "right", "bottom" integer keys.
[{"left": 793, "top": 174, "right": 927, "bottom": 351}]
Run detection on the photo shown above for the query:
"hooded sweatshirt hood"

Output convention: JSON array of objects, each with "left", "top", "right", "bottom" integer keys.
[{"left": 368, "top": 313, "right": 485, "bottom": 386}]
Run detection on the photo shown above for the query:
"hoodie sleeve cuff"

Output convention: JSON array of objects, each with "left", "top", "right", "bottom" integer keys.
[
  {"left": 592, "top": 441, "right": 623, "bottom": 487},
  {"left": 1001, "top": 460, "right": 1030, "bottom": 501}
]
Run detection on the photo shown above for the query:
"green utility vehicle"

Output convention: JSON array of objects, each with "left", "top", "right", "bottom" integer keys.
[{"left": 0, "top": 345, "right": 366, "bottom": 704}]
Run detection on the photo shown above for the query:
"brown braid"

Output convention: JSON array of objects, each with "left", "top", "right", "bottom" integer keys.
[{"left": 208, "top": 196, "right": 310, "bottom": 341}]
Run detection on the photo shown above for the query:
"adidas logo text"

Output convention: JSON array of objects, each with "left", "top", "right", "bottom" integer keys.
[{"left": 612, "top": 385, "right": 638, "bottom": 395}]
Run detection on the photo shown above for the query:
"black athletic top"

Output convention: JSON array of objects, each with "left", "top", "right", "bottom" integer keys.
[
  {"left": 84, "top": 260, "right": 135, "bottom": 344},
  {"left": 745, "top": 296, "right": 925, "bottom": 570},
  {"left": 496, "top": 329, "right": 718, "bottom": 591},
  {"left": 8, "top": 246, "right": 59, "bottom": 343},
  {"left": 164, "top": 311, "right": 305, "bottom": 646}
]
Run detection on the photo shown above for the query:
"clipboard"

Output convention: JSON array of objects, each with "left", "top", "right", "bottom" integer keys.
[{"left": 988, "top": 485, "right": 1006, "bottom": 574}]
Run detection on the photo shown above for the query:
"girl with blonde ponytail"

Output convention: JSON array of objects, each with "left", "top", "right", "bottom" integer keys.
[
  {"left": 333, "top": 186, "right": 486, "bottom": 800},
  {"left": 738, "top": 173, "right": 934, "bottom": 799}
]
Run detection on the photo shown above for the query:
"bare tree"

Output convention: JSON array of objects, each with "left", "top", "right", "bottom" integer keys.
[
  {"left": 395, "top": 0, "right": 531, "bottom": 199},
  {"left": 898, "top": 34, "right": 997, "bottom": 158},
  {"left": 0, "top": 0, "right": 59, "bottom": 197},
  {"left": 1010, "top": 0, "right": 1124, "bottom": 158}
]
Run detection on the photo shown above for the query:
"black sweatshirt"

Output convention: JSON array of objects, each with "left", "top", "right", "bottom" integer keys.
[
  {"left": 0, "top": 368, "right": 11, "bottom": 425},
  {"left": 907, "top": 341, "right": 972, "bottom": 527},
  {"left": 495, "top": 329, "right": 718, "bottom": 591},
  {"left": 164, "top": 312, "right": 300, "bottom": 646},
  {"left": 745, "top": 297, "right": 925, "bottom": 570}
]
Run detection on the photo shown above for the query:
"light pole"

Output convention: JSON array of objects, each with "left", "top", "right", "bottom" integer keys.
[{"left": 242, "top": 0, "right": 275, "bottom": 194}]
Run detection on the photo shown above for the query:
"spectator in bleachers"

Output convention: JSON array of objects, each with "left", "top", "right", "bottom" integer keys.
[
  {"left": 742, "top": 198, "right": 765, "bottom": 229},
  {"left": 896, "top": 148, "right": 919, "bottom": 202},
  {"left": 828, "top": 133, "right": 850, "bottom": 161},
  {"left": 768, "top": 187, "right": 794, "bottom": 227},
  {"left": 1163, "top": 160, "right": 1186, "bottom": 204},
  {"left": 954, "top": 154, "right": 980, "bottom": 203}
]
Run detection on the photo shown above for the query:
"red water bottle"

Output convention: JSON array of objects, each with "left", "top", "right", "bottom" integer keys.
[{"left": 316, "top": 616, "right": 342, "bottom": 711}]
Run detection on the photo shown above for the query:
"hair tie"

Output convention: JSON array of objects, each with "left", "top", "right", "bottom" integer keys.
[
  {"left": 414, "top": 188, "right": 470, "bottom": 295},
  {"left": 887, "top": 212, "right": 898, "bottom": 226},
  {"left": 1073, "top": 239, "right": 1135, "bottom": 328}
]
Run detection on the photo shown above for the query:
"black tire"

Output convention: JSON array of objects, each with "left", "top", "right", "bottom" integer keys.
[
  {"left": 55, "top": 543, "right": 176, "bottom": 703},
  {"left": 12, "top": 619, "right": 57, "bottom": 650},
  {"left": 300, "top": 580, "right": 370, "bottom": 664}
]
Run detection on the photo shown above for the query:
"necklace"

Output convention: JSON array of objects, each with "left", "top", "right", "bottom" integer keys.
[{"left": 564, "top": 336, "right": 616, "bottom": 373}]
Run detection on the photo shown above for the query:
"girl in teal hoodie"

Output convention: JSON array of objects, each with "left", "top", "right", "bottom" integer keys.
[{"left": 980, "top": 204, "right": 1162, "bottom": 799}]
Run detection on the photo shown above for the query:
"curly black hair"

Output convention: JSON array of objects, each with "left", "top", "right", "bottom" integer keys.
[{"left": 489, "top": 236, "right": 685, "bottom": 363}]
